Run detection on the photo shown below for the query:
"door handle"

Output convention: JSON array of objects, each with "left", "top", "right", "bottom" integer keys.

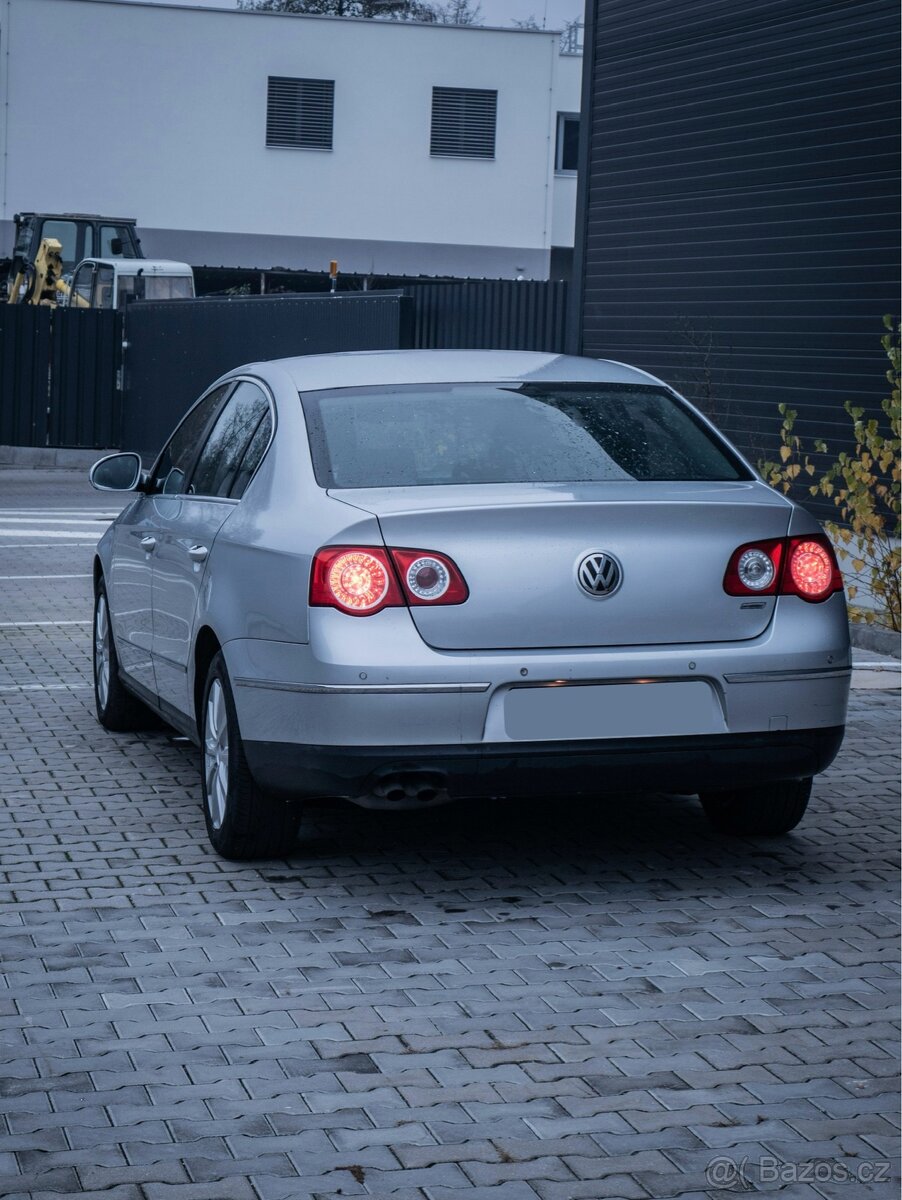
[
  {"left": 187, "top": 545, "right": 209, "bottom": 563},
  {"left": 140, "top": 535, "right": 157, "bottom": 552}
]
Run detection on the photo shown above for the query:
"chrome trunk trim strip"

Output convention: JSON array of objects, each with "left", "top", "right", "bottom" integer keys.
[
  {"left": 724, "top": 667, "right": 852, "bottom": 683},
  {"left": 234, "top": 678, "right": 491, "bottom": 694}
]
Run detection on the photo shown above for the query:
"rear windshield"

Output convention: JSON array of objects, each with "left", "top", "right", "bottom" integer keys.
[{"left": 300, "top": 382, "right": 748, "bottom": 488}]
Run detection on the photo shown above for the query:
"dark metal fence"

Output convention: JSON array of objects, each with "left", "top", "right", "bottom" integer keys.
[
  {"left": 404, "top": 280, "right": 570, "bottom": 352},
  {"left": 0, "top": 282, "right": 571, "bottom": 453},
  {"left": 0, "top": 306, "right": 53, "bottom": 447},
  {"left": 121, "top": 293, "right": 413, "bottom": 455},
  {"left": 49, "top": 309, "right": 122, "bottom": 449},
  {"left": 0, "top": 306, "right": 122, "bottom": 450}
]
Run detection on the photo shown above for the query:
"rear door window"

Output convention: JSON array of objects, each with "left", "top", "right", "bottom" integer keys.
[
  {"left": 188, "top": 382, "right": 270, "bottom": 498},
  {"left": 301, "top": 382, "right": 748, "bottom": 488},
  {"left": 229, "top": 410, "right": 273, "bottom": 499}
]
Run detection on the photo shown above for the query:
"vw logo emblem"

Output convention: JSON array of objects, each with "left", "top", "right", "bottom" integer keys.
[{"left": 576, "top": 551, "right": 622, "bottom": 598}]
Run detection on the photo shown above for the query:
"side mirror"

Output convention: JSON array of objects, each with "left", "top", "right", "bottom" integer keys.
[
  {"left": 110, "top": 237, "right": 123, "bottom": 255},
  {"left": 89, "top": 452, "right": 143, "bottom": 492}
]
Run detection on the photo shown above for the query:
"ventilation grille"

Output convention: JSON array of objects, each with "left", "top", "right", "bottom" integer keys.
[
  {"left": 430, "top": 87, "right": 497, "bottom": 159},
  {"left": 266, "top": 76, "right": 334, "bottom": 150}
]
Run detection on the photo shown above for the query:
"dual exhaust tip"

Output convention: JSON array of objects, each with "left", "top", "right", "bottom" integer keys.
[{"left": 364, "top": 769, "right": 450, "bottom": 808}]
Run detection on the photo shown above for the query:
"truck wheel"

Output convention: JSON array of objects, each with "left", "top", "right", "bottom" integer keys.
[
  {"left": 201, "top": 652, "right": 299, "bottom": 860},
  {"left": 93, "top": 580, "right": 158, "bottom": 732},
  {"left": 700, "top": 777, "right": 812, "bottom": 836}
]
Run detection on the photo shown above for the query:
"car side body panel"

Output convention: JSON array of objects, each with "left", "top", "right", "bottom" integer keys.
[
  {"left": 105, "top": 496, "right": 158, "bottom": 694},
  {"left": 151, "top": 495, "right": 237, "bottom": 718}
]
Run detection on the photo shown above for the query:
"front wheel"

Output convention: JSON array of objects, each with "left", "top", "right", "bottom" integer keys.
[
  {"left": 201, "top": 652, "right": 299, "bottom": 860},
  {"left": 700, "top": 777, "right": 812, "bottom": 836}
]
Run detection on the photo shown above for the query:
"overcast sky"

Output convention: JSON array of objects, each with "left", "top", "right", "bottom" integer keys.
[{"left": 118, "top": 0, "right": 586, "bottom": 32}]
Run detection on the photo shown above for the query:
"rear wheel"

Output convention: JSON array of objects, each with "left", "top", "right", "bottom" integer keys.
[
  {"left": 700, "top": 777, "right": 812, "bottom": 836},
  {"left": 201, "top": 652, "right": 298, "bottom": 860},
  {"left": 93, "top": 581, "right": 157, "bottom": 731}
]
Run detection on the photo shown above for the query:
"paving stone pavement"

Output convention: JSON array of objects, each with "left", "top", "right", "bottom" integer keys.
[{"left": 0, "top": 472, "right": 899, "bottom": 1199}]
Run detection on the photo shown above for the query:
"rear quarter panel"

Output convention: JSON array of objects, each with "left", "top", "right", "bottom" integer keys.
[{"left": 194, "top": 363, "right": 383, "bottom": 648}]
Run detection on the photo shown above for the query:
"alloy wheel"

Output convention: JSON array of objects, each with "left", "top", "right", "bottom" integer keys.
[
  {"left": 204, "top": 680, "right": 229, "bottom": 830},
  {"left": 94, "top": 594, "right": 111, "bottom": 711}
]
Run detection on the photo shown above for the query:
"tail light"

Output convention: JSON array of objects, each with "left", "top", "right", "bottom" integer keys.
[
  {"left": 783, "top": 538, "right": 843, "bottom": 601},
  {"left": 311, "top": 546, "right": 468, "bottom": 615},
  {"left": 389, "top": 548, "right": 468, "bottom": 606},
  {"left": 724, "top": 538, "right": 784, "bottom": 595},
  {"left": 724, "top": 534, "right": 842, "bottom": 603},
  {"left": 310, "top": 547, "right": 403, "bottom": 615}
]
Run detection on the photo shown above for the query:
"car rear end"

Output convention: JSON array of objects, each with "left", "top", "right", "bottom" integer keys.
[{"left": 232, "top": 362, "right": 850, "bottom": 808}]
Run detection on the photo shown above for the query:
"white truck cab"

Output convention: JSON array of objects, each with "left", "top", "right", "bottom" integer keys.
[{"left": 67, "top": 257, "right": 194, "bottom": 309}]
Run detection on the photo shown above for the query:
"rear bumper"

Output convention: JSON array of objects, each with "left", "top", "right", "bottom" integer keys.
[{"left": 244, "top": 725, "right": 845, "bottom": 805}]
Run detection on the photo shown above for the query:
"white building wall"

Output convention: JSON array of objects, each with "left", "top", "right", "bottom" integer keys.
[
  {"left": 549, "top": 52, "right": 582, "bottom": 253},
  {"left": 0, "top": 0, "right": 581, "bottom": 279}
]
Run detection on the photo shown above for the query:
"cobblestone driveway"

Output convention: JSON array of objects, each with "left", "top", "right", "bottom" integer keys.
[{"left": 0, "top": 472, "right": 899, "bottom": 1199}]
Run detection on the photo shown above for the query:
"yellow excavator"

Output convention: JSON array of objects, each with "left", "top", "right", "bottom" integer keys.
[
  {"left": 5, "top": 237, "right": 83, "bottom": 306},
  {"left": 7, "top": 236, "right": 195, "bottom": 309},
  {"left": 5, "top": 213, "right": 193, "bottom": 308}
]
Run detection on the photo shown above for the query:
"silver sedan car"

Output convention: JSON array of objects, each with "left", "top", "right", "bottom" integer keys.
[{"left": 89, "top": 350, "right": 850, "bottom": 859}]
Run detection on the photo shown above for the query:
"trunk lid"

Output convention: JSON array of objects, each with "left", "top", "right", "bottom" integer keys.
[{"left": 331, "top": 481, "right": 792, "bottom": 650}]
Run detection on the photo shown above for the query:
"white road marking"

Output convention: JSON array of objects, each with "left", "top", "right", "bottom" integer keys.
[
  {"left": 0, "top": 683, "right": 91, "bottom": 692},
  {"left": 0, "top": 512, "right": 114, "bottom": 542},
  {"left": 0, "top": 509, "right": 120, "bottom": 515},
  {"left": 0, "top": 531, "right": 103, "bottom": 539},
  {"left": 0, "top": 544, "right": 97, "bottom": 549},
  {"left": 0, "top": 620, "right": 91, "bottom": 628},
  {"left": 0, "top": 574, "right": 93, "bottom": 580},
  {"left": 0, "top": 516, "right": 114, "bottom": 524}
]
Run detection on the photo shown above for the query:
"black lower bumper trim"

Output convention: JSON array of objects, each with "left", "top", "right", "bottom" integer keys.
[{"left": 244, "top": 727, "right": 845, "bottom": 802}]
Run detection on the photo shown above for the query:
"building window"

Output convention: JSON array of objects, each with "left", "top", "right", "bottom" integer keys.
[
  {"left": 266, "top": 76, "right": 334, "bottom": 150},
  {"left": 555, "top": 112, "right": 579, "bottom": 173},
  {"left": 430, "top": 87, "right": 497, "bottom": 159}
]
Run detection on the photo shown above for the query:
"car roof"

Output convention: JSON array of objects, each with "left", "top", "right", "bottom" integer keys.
[
  {"left": 77, "top": 259, "right": 191, "bottom": 274},
  {"left": 22, "top": 212, "right": 138, "bottom": 223},
  {"left": 265, "top": 350, "right": 665, "bottom": 392}
]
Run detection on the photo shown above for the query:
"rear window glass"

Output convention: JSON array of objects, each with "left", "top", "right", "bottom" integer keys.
[{"left": 300, "top": 382, "right": 747, "bottom": 488}]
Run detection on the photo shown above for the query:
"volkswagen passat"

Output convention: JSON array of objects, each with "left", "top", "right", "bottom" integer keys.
[{"left": 89, "top": 351, "right": 850, "bottom": 858}]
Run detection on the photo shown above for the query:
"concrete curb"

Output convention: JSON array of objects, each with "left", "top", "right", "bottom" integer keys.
[
  {"left": 0, "top": 445, "right": 116, "bottom": 470},
  {"left": 849, "top": 622, "right": 900, "bottom": 659}
]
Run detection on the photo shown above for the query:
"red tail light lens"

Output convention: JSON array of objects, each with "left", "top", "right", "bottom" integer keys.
[
  {"left": 390, "top": 548, "right": 469, "bottom": 606},
  {"left": 724, "top": 534, "right": 842, "bottom": 603},
  {"left": 310, "top": 547, "right": 403, "bottom": 615},
  {"left": 310, "top": 546, "right": 469, "bottom": 614},
  {"left": 784, "top": 537, "right": 843, "bottom": 601}
]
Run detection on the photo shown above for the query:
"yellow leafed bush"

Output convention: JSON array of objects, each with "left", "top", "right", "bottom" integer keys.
[{"left": 760, "top": 317, "right": 900, "bottom": 632}]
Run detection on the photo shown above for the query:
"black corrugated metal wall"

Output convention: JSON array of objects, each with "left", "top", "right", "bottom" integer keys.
[
  {"left": 404, "top": 281, "right": 569, "bottom": 351},
  {"left": 572, "top": 0, "right": 900, "bottom": 477}
]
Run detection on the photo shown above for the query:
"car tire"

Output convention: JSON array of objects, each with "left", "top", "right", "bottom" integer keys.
[
  {"left": 201, "top": 652, "right": 298, "bottom": 860},
  {"left": 700, "top": 777, "right": 812, "bottom": 836},
  {"left": 93, "top": 580, "right": 158, "bottom": 732}
]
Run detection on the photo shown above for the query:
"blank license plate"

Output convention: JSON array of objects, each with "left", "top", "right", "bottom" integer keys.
[{"left": 504, "top": 681, "right": 724, "bottom": 741}]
